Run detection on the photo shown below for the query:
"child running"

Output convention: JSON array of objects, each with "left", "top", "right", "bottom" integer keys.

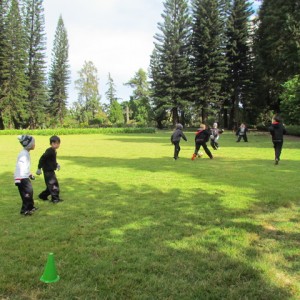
[
  {"left": 171, "top": 123, "right": 187, "bottom": 160},
  {"left": 269, "top": 115, "right": 286, "bottom": 165},
  {"left": 36, "top": 135, "right": 62, "bottom": 203},
  {"left": 210, "top": 122, "right": 224, "bottom": 150},
  {"left": 192, "top": 124, "right": 213, "bottom": 160}
]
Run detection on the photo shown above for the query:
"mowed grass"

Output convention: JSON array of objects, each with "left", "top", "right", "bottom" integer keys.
[{"left": 0, "top": 131, "right": 299, "bottom": 299}]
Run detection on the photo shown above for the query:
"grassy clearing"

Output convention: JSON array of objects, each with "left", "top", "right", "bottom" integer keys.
[{"left": 0, "top": 131, "right": 299, "bottom": 299}]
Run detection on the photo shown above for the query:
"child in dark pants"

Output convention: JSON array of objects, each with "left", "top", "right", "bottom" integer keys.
[
  {"left": 14, "top": 135, "right": 37, "bottom": 215},
  {"left": 236, "top": 123, "right": 248, "bottom": 142},
  {"left": 36, "top": 136, "right": 62, "bottom": 203},
  {"left": 171, "top": 123, "right": 187, "bottom": 160},
  {"left": 192, "top": 124, "right": 213, "bottom": 160},
  {"left": 269, "top": 115, "right": 286, "bottom": 165},
  {"left": 210, "top": 122, "right": 224, "bottom": 150}
]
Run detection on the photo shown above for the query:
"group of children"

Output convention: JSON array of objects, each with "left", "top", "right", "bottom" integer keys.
[
  {"left": 171, "top": 122, "right": 224, "bottom": 160},
  {"left": 14, "top": 135, "right": 62, "bottom": 216},
  {"left": 171, "top": 115, "right": 287, "bottom": 165},
  {"left": 14, "top": 115, "right": 286, "bottom": 216}
]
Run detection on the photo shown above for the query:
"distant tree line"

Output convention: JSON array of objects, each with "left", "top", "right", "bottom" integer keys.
[{"left": 0, "top": 0, "right": 299, "bottom": 130}]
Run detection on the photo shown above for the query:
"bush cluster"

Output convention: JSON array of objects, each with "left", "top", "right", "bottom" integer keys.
[{"left": 0, "top": 127, "right": 156, "bottom": 136}]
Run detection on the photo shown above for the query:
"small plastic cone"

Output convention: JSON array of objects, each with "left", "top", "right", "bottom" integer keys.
[{"left": 40, "top": 253, "right": 60, "bottom": 283}]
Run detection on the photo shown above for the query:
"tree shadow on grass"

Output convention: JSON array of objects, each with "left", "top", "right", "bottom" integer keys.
[{"left": 1, "top": 171, "right": 298, "bottom": 298}]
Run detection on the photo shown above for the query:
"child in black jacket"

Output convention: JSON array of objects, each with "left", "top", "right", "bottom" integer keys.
[
  {"left": 210, "top": 122, "right": 224, "bottom": 150},
  {"left": 192, "top": 124, "right": 213, "bottom": 160},
  {"left": 36, "top": 136, "right": 62, "bottom": 203},
  {"left": 269, "top": 115, "right": 286, "bottom": 165},
  {"left": 171, "top": 123, "right": 187, "bottom": 160}
]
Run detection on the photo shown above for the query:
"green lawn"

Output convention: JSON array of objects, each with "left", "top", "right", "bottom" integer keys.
[{"left": 0, "top": 131, "right": 299, "bottom": 299}]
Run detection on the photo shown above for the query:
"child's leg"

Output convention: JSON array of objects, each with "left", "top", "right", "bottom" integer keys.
[
  {"left": 275, "top": 141, "right": 283, "bottom": 161},
  {"left": 17, "top": 179, "right": 34, "bottom": 213},
  {"left": 192, "top": 143, "right": 200, "bottom": 160},
  {"left": 44, "top": 171, "right": 60, "bottom": 202},
  {"left": 202, "top": 143, "right": 213, "bottom": 159},
  {"left": 243, "top": 134, "right": 248, "bottom": 142},
  {"left": 173, "top": 141, "right": 180, "bottom": 159}
]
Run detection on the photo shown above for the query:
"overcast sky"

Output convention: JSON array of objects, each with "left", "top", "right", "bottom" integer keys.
[{"left": 43, "top": 0, "right": 261, "bottom": 107}]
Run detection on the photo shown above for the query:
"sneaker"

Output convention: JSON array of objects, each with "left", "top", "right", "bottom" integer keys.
[
  {"left": 31, "top": 207, "right": 38, "bottom": 212},
  {"left": 191, "top": 153, "right": 197, "bottom": 160},
  {"left": 52, "top": 199, "right": 63, "bottom": 203},
  {"left": 275, "top": 159, "right": 279, "bottom": 165},
  {"left": 24, "top": 210, "right": 32, "bottom": 216},
  {"left": 38, "top": 195, "right": 48, "bottom": 201}
]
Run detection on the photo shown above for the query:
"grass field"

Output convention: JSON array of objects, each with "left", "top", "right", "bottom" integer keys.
[{"left": 0, "top": 131, "right": 299, "bottom": 299}]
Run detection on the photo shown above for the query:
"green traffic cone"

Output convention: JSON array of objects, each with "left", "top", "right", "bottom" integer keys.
[{"left": 40, "top": 253, "right": 60, "bottom": 283}]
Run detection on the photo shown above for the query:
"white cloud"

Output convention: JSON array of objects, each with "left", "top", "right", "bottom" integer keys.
[{"left": 44, "top": 0, "right": 164, "bottom": 105}]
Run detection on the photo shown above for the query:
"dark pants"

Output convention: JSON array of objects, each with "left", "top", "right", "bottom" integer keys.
[
  {"left": 237, "top": 134, "right": 248, "bottom": 142},
  {"left": 173, "top": 141, "right": 180, "bottom": 159},
  {"left": 194, "top": 142, "right": 213, "bottom": 159},
  {"left": 210, "top": 140, "right": 219, "bottom": 150},
  {"left": 273, "top": 141, "right": 283, "bottom": 160},
  {"left": 16, "top": 178, "right": 34, "bottom": 213},
  {"left": 39, "top": 171, "right": 60, "bottom": 201}
]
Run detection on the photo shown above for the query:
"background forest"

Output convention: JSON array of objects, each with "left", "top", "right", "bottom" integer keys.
[{"left": 0, "top": 0, "right": 300, "bottom": 130}]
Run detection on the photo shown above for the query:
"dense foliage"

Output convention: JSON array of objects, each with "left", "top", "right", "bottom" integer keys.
[{"left": 0, "top": 0, "right": 299, "bottom": 129}]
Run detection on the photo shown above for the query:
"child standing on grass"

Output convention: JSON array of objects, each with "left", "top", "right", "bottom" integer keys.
[
  {"left": 14, "top": 135, "right": 37, "bottom": 216},
  {"left": 269, "top": 115, "right": 286, "bottom": 165},
  {"left": 236, "top": 123, "right": 248, "bottom": 142},
  {"left": 36, "top": 135, "right": 62, "bottom": 203},
  {"left": 192, "top": 124, "right": 213, "bottom": 160},
  {"left": 171, "top": 123, "right": 187, "bottom": 160},
  {"left": 210, "top": 122, "right": 224, "bottom": 150}
]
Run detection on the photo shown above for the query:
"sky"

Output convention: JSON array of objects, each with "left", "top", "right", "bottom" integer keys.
[{"left": 43, "top": 0, "right": 261, "bottom": 107}]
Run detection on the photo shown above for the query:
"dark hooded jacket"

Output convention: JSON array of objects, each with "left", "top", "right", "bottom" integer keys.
[{"left": 269, "top": 122, "right": 286, "bottom": 142}]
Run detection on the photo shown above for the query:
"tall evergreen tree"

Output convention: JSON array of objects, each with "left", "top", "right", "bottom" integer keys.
[
  {"left": 0, "top": 0, "right": 28, "bottom": 128},
  {"left": 105, "top": 73, "right": 123, "bottom": 125},
  {"left": 48, "top": 15, "right": 70, "bottom": 126},
  {"left": 191, "top": 0, "right": 228, "bottom": 124},
  {"left": 22, "top": 0, "right": 47, "bottom": 128},
  {"left": 150, "top": 0, "right": 192, "bottom": 126},
  {"left": 0, "top": 0, "right": 9, "bottom": 129},
  {"left": 225, "top": 0, "right": 253, "bottom": 128},
  {"left": 74, "top": 60, "right": 101, "bottom": 121},
  {"left": 254, "top": 0, "right": 300, "bottom": 113},
  {"left": 124, "top": 68, "right": 151, "bottom": 125}
]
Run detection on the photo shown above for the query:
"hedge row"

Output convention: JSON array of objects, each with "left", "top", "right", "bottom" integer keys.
[{"left": 0, "top": 127, "right": 156, "bottom": 136}]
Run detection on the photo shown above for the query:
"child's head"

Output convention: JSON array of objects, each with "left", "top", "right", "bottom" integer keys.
[
  {"left": 213, "top": 122, "right": 218, "bottom": 128},
  {"left": 50, "top": 135, "right": 61, "bottom": 150},
  {"left": 176, "top": 123, "right": 183, "bottom": 130},
  {"left": 272, "top": 115, "right": 281, "bottom": 123},
  {"left": 240, "top": 123, "right": 245, "bottom": 128},
  {"left": 18, "top": 135, "right": 35, "bottom": 150},
  {"left": 200, "top": 124, "right": 206, "bottom": 130}
]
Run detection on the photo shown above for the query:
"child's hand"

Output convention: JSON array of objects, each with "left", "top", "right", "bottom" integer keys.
[
  {"left": 57, "top": 164, "right": 61, "bottom": 171},
  {"left": 29, "top": 174, "right": 35, "bottom": 180},
  {"left": 36, "top": 169, "right": 42, "bottom": 175}
]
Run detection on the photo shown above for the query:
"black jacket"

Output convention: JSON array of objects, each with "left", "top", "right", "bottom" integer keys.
[
  {"left": 269, "top": 122, "right": 286, "bottom": 142},
  {"left": 195, "top": 129, "right": 210, "bottom": 143},
  {"left": 38, "top": 147, "right": 58, "bottom": 171}
]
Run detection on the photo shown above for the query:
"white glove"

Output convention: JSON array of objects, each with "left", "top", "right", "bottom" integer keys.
[
  {"left": 57, "top": 164, "right": 60, "bottom": 171},
  {"left": 36, "top": 169, "right": 42, "bottom": 175}
]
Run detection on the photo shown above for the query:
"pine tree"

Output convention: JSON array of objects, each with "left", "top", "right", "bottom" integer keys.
[
  {"left": 191, "top": 0, "right": 228, "bottom": 124},
  {"left": 0, "top": 0, "right": 28, "bottom": 128},
  {"left": 254, "top": 0, "right": 300, "bottom": 113},
  {"left": 48, "top": 15, "right": 70, "bottom": 126},
  {"left": 74, "top": 60, "right": 101, "bottom": 121},
  {"left": 22, "top": 0, "right": 47, "bottom": 128},
  {"left": 105, "top": 73, "right": 123, "bottom": 125},
  {"left": 124, "top": 68, "right": 151, "bottom": 125},
  {"left": 150, "top": 0, "right": 192, "bottom": 126},
  {"left": 225, "top": 0, "right": 253, "bottom": 129}
]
